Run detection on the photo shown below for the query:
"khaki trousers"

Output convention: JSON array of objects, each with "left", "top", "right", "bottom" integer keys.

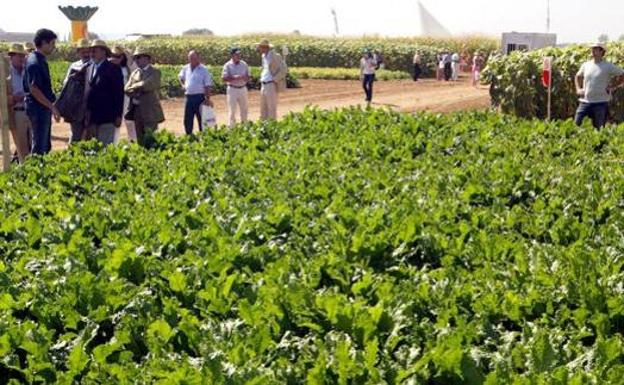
[
  {"left": 10, "top": 110, "right": 31, "bottom": 163},
  {"left": 227, "top": 86, "right": 249, "bottom": 128},
  {"left": 260, "top": 82, "right": 278, "bottom": 121}
]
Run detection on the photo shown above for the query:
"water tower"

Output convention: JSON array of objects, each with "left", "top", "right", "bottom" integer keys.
[{"left": 58, "top": 5, "right": 99, "bottom": 43}]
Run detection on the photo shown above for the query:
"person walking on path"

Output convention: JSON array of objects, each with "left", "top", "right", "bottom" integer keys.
[
  {"left": 451, "top": 52, "right": 461, "bottom": 81},
  {"left": 109, "top": 46, "right": 138, "bottom": 142},
  {"left": 360, "top": 50, "right": 377, "bottom": 105},
  {"left": 85, "top": 40, "right": 124, "bottom": 146},
  {"left": 436, "top": 52, "right": 444, "bottom": 81},
  {"left": 124, "top": 47, "right": 165, "bottom": 146},
  {"left": 178, "top": 50, "right": 213, "bottom": 135},
  {"left": 574, "top": 43, "right": 624, "bottom": 129},
  {"left": 472, "top": 52, "right": 484, "bottom": 87},
  {"left": 222, "top": 48, "right": 250, "bottom": 128},
  {"left": 412, "top": 51, "right": 422, "bottom": 82},
  {"left": 257, "top": 39, "right": 287, "bottom": 121},
  {"left": 443, "top": 51, "right": 452, "bottom": 81},
  {"left": 6, "top": 43, "right": 31, "bottom": 163},
  {"left": 24, "top": 28, "right": 60, "bottom": 156},
  {"left": 63, "top": 38, "right": 91, "bottom": 144}
]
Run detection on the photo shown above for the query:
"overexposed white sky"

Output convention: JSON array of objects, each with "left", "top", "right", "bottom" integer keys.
[{"left": 0, "top": 0, "right": 621, "bottom": 43}]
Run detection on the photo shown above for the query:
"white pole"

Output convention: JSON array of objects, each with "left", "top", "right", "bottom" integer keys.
[
  {"left": 0, "top": 53, "right": 11, "bottom": 171},
  {"left": 547, "top": 79, "right": 552, "bottom": 121}
]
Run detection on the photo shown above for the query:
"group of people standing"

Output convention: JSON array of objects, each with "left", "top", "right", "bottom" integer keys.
[
  {"left": 5, "top": 31, "right": 288, "bottom": 164},
  {"left": 433, "top": 50, "right": 484, "bottom": 86}
]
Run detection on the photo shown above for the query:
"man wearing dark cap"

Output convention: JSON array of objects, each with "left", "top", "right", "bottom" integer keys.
[
  {"left": 575, "top": 43, "right": 624, "bottom": 129},
  {"left": 85, "top": 40, "right": 124, "bottom": 145},
  {"left": 222, "top": 48, "right": 250, "bottom": 128}
]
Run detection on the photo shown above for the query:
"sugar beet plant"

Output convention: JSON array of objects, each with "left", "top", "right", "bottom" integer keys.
[{"left": 1, "top": 108, "right": 624, "bottom": 384}]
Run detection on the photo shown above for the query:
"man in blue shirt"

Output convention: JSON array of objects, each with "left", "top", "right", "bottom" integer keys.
[{"left": 24, "top": 28, "right": 60, "bottom": 155}]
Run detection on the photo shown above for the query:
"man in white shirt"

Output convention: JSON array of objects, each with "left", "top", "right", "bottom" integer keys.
[
  {"left": 451, "top": 52, "right": 460, "bottom": 81},
  {"left": 178, "top": 51, "right": 213, "bottom": 135},
  {"left": 222, "top": 48, "right": 250, "bottom": 128},
  {"left": 63, "top": 38, "right": 91, "bottom": 143},
  {"left": 575, "top": 43, "right": 624, "bottom": 129}
]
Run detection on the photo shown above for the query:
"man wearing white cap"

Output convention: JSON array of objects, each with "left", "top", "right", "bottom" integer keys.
[
  {"left": 257, "top": 39, "right": 287, "bottom": 121},
  {"left": 574, "top": 43, "right": 624, "bottom": 128},
  {"left": 222, "top": 48, "right": 250, "bottom": 128}
]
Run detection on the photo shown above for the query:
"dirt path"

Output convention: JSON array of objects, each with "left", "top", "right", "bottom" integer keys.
[{"left": 2, "top": 77, "right": 489, "bottom": 160}]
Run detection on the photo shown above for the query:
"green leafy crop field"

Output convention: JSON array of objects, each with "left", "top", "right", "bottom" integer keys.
[{"left": 1, "top": 108, "right": 624, "bottom": 384}]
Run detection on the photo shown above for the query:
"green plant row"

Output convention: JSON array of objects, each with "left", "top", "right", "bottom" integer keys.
[
  {"left": 48, "top": 61, "right": 300, "bottom": 98},
  {"left": 43, "top": 34, "right": 498, "bottom": 76},
  {"left": 2, "top": 108, "right": 624, "bottom": 384},
  {"left": 483, "top": 43, "right": 624, "bottom": 121}
]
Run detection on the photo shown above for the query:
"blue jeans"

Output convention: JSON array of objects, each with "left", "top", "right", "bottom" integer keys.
[
  {"left": 184, "top": 94, "right": 205, "bottom": 135},
  {"left": 362, "top": 74, "right": 375, "bottom": 102},
  {"left": 27, "top": 105, "right": 52, "bottom": 155},
  {"left": 575, "top": 102, "right": 608, "bottom": 129}
]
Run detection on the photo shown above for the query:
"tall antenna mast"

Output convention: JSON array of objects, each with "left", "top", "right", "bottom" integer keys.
[
  {"left": 546, "top": 0, "right": 551, "bottom": 33},
  {"left": 331, "top": 8, "right": 340, "bottom": 36}
]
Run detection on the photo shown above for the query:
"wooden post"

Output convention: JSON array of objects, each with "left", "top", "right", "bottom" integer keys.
[
  {"left": 0, "top": 53, "right": 11, "bottom": 172},
  {"left": 547, "top": 76, "right": 552, "bottom": 122}
]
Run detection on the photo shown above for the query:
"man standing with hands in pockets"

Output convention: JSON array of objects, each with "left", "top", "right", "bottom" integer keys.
[{"left": 222, "top": 48, "right": 250, "bottom": 128}]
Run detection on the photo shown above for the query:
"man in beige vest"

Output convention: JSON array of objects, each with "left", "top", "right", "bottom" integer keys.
[
  {"left": 6, "top": 43, "right": 31, "bottom": 163},
  {"left": 124, "top": 47, "right": 165, "bottom": 146},
  {"left": 256, "top": 39, "right": 287, "bottom": 121}
]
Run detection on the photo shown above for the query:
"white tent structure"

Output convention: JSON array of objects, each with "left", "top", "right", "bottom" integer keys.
[{"left": 417, "top": 1, "right": 451, "bottom": 37}]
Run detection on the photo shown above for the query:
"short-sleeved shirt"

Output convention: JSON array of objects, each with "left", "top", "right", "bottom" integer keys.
[
  {"left": 222, "top": 60, "right": 251, "bottom": 88},
  {"left": 361, "top": 57, "right": 377, "bottom": 75},
  {"left": 577, "top": 60, "right": 624, "bottom": 103},
  {"left": 24, "top": 51, "right": 55, "bottom": 108},
  {"left": 261, "top": 51, "right": 275, "bottom": 82},
  {"left": 178, "top": 64, "right": 213, "bottom": 95}
]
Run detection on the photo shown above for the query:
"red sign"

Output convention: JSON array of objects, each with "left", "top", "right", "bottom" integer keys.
[{"left": 542, "top": 57, "right": 553, "bottom": 88}]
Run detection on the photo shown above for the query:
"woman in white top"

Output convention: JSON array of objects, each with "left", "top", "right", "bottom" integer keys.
[
  {"left": 110, "top": 46, "right": 138, "bottom": 142},
  {"left": 360, "top": 50, "right": 377, "bottom": 104}
]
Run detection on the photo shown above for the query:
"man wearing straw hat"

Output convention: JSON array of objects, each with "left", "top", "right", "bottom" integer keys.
[
  {"left": 84, "top": 40, "right": 124, "bottom": 145},
  {"left": 222, "top": 47, "right": 250, "bottom": 128},
  {"left": 125, "top": 47, "right": 165, "bottom": 146},
  {"left": 256, "top": 39, "right": 287, "bottom": 121},
  {"left": 63, "top": 38, "right": 92, "bottom": 143},
  {"left": 6, "top": 43, "right": 31, "bottom": 163},
  {"left": 574, "top": 42, "right": 624, "bottom": 129}
]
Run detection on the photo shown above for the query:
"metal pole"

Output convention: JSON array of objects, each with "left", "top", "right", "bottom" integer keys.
[
  {"left": 546, "top": 0, "right": 551, "bottom": 33},
  {"left": 0, "top": 53, "right": 11, "bottom": 171}
]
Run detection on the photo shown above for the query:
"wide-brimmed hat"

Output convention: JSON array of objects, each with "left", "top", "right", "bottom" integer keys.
[
  {"left": 23, "top": 42, "right": 35, "bottom": 52},
  {"left": 90, "top": 39, "right": 111, "bottom": 54},
  {"left": 74, "top": 38, "right": 90, "bottom": 50},
  {"left": 133, "top": 46, "right": 151, "bottom": 58},
  {"left": 256, "top": 39, "right": 273, "bottom": 48},
  {"left": 111, "top": 46, "right": 127, "bottom": 57},
  {"left": 8, "top": 43, "right": 26, "bottom": 55},
  {"left": 591, "top": 42, "right": 607, "bottom": 52}
]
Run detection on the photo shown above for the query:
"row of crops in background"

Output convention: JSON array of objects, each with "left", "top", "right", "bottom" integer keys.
[
  {"left": 483, "top": 43, "right": 624, "bottom": 122},
  {"left": 2, "top": 108, "right": 624, "bottom": 384},
  {"left": 46, "top": 33, "right": 498, "bottom": 76}
]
